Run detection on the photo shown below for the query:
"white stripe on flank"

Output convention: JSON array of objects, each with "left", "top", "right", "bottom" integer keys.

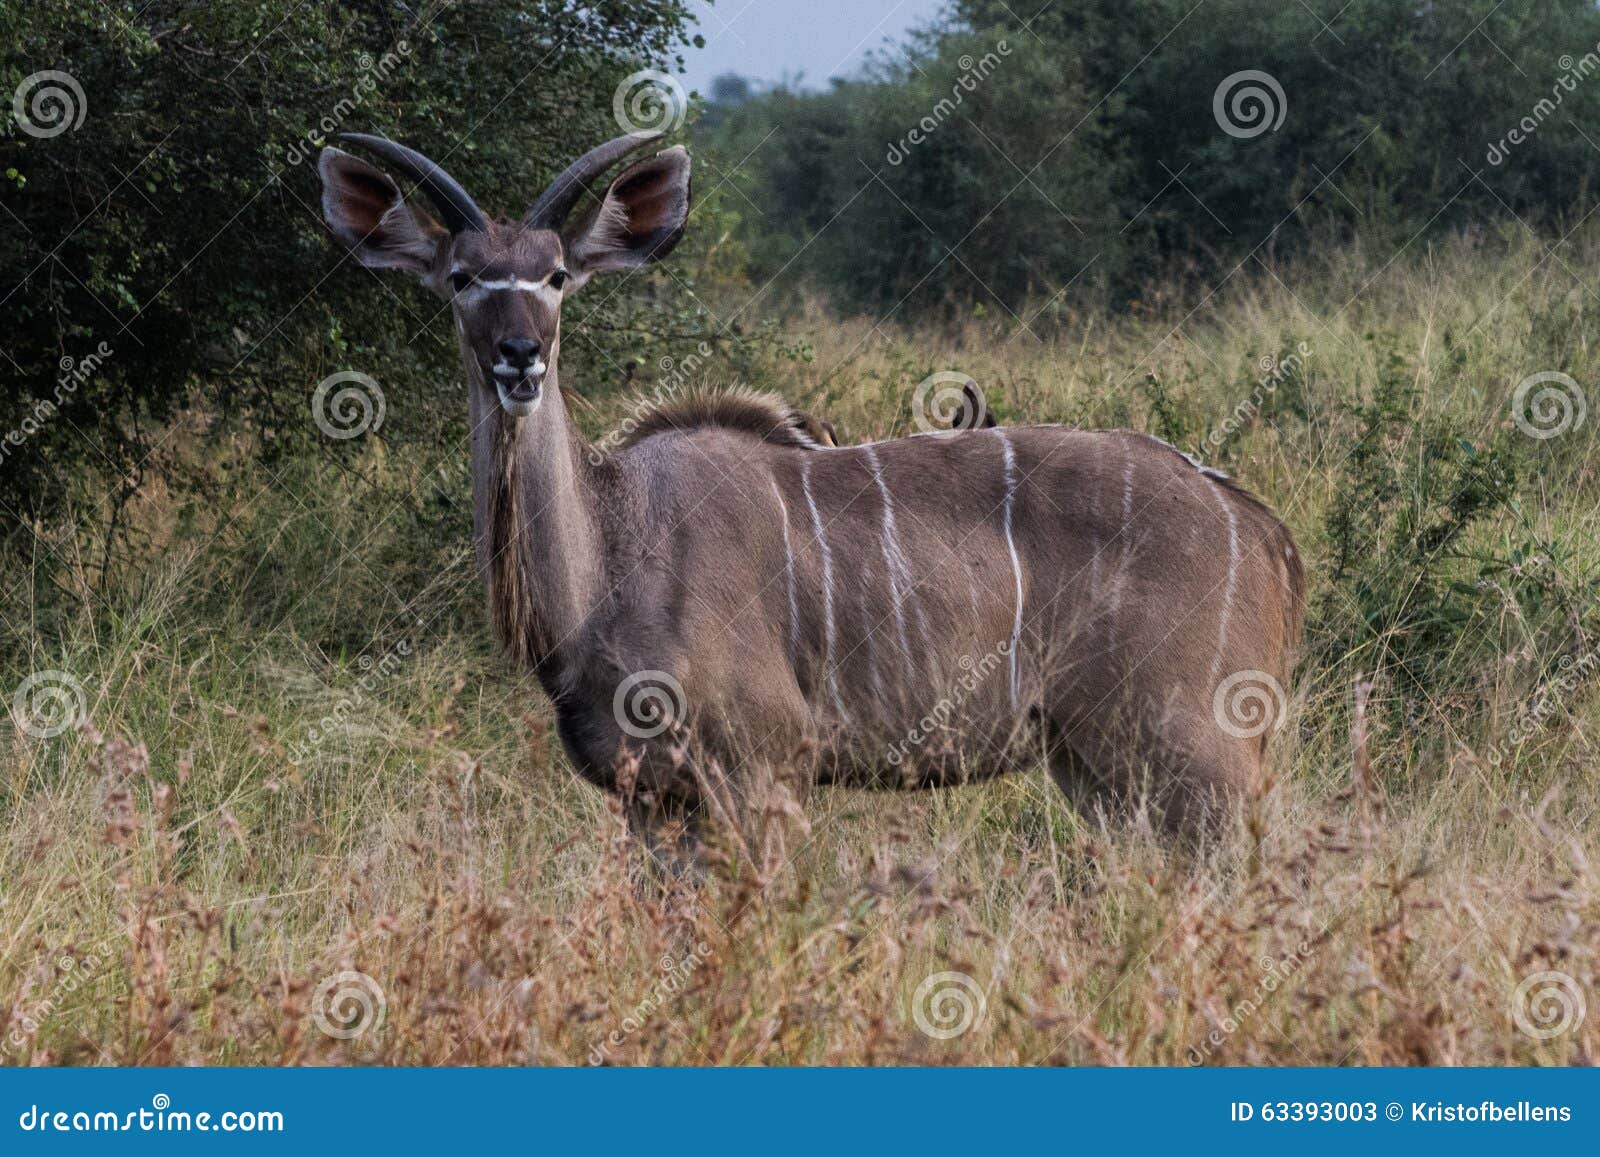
[
  {"left": 996, "top": 430, "right": 1024, "bottom": 710},
  {"left": 800, "top": 460, "right": 850, "bottom": 723},
  {"left": 1105, "top": 458, "right": 1135, "bottom": 621},
  {"left": 771, "top": 479, "right": 801, "bottom": 666},
  {"left": 1208, "top": 481, "right": 1241, "bottom": 684},
  {"left": 863, "top": 445, "right": 926, "bottom": 684}
]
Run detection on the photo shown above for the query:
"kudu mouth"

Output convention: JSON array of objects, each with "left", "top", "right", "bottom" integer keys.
[{"left": 493, "top": 359, "right": 547, "bottom": 417}]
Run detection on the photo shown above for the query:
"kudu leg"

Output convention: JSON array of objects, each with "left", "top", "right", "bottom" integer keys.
[
  {"left": 625, "top": 793, "right": 706, "bottom": 883},
  {"left": 1044, "top": 713, "right": 1258, "bottom": 839}
]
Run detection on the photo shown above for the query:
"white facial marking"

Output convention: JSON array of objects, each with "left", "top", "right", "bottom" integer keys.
[
  {"left": 800, "top": 460, "right": 849, "bottom": 723},
  {"left": 996, "top": 429, "right": 1024, "bottom": 710},
  {"left": 772, "top": 480, "right": 801, "bottom": 666}
]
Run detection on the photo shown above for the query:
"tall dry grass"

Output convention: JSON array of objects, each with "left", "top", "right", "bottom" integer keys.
[{"left": 2, "top": 228, "right": 1598, "bottom": 1065}]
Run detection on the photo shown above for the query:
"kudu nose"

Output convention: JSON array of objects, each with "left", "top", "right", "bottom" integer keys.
[{"left": 497, "top": 337, "right": 542, "bottom": 367}]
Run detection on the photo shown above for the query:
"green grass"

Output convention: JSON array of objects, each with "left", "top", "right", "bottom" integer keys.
[{"left": 2, "top": 227, "right": 1598, "bottom": 1065}]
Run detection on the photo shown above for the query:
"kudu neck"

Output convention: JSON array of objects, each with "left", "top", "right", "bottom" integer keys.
[{"left": 468, "top": 363, "right": 608, "bottom": 675}]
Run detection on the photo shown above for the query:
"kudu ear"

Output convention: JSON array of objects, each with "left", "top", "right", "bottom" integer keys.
[
  {"left": 318, "top": 147, "right": 445, "bottom": 277},
  {"left": 562, "top": 146, "right": 690, "bottom": 288}
]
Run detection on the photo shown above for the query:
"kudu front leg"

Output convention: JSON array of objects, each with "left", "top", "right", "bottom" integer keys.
[{"left": 624, "top": 792, "right": 706, "bottom": 883}]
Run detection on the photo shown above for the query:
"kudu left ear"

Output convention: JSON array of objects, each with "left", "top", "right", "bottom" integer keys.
[
  {"left": 562, "top": 146, "right": 691, "bottom": 288},
  {"left": 318, "top": 147, "right": 446, "bottom": 276}
]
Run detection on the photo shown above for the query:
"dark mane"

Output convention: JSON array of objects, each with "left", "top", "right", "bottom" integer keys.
[{"left": 616, "top": 388, "right": 826, "bottom": 451}]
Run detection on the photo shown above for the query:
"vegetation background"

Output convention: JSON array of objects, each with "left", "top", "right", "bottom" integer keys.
[{"left": 1, "top": 0, "right": 1598, "bottom": 1064}]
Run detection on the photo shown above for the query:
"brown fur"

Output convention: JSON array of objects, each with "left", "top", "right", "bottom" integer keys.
[
  {"left": 321, "top": 133, "right": 1306, "bottom": 875},
  {"left": 619, "top": 388, "right": 827, "bottom": 451}
]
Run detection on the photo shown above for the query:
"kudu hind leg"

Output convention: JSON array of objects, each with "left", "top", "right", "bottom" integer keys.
[{"left": 1043, "top": 711, "right": 1257, "bottom": 838}]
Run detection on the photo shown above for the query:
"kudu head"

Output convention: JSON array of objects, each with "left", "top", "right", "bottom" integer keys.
[{"left": 318, "top": 130, "right": 690, "bottom": 418}]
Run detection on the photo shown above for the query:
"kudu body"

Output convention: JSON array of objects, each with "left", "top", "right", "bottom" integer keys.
[{"left": 320, "top": 131, "right": 1304, "bottom": 868}]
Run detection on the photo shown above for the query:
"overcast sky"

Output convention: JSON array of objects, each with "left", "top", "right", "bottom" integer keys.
[{"left": 679, "top": 0, "right": 950, "bottom": 95}]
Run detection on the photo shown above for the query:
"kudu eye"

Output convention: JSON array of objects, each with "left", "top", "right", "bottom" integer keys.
[
  {"left": 449, "top": 271, "right": 472, "bottom": 293},
  {"left": 549, "top": 268, "right": 568, "bottom": 290}
]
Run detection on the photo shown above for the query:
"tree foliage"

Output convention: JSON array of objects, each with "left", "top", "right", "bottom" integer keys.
[
  {"left": 706, "top": 0, "right": 1600, "bottom": 316},
  {"left": 0, "top": 0, "right": 702, "bottom": 518}
]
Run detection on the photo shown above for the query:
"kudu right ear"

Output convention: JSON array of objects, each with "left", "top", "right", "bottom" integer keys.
[
  {"left": 561, "top": 146, "right": 691, "bottom": 289},
  {"left": 318, "top": 147, "right": 445, "bottom": 277}
]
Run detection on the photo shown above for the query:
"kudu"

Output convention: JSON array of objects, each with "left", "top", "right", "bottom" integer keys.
[{"left": 319, "top": 130, "right": 1304, "bottom": 870}]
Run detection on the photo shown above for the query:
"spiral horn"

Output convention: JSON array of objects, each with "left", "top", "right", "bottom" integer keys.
[
  {"left": 338, "top": 133, "right": 487, "bottom": 234},
  {"left": 522, "top": 131, "right": 664, "bottom": 231}
]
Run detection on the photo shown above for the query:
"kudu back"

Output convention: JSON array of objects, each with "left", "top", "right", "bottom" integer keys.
[{"left": 320, "top": 131, "right": 1304, "bottom": 867}]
